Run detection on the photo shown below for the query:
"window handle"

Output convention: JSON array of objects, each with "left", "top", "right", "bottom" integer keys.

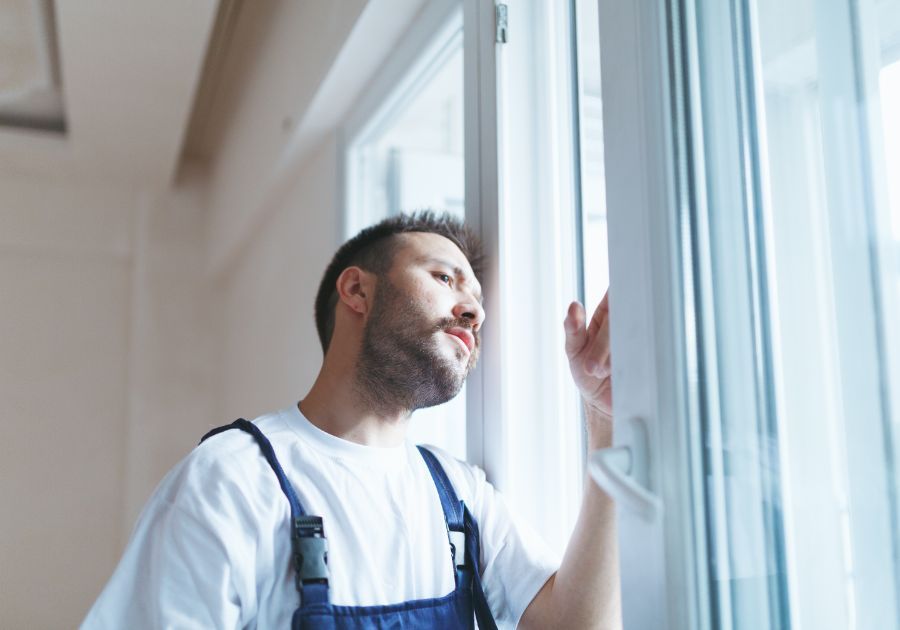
[{"left": 588, "top": 417, "right": 662, "bottom": 522}]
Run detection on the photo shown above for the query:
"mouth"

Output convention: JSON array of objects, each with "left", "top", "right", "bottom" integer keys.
[{"left": 444, "top": 327, "right": 475, "bottom": 354}]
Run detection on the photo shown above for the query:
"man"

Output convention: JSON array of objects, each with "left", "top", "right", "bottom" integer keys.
[{"left": 83, "top": 211, "right": 619, "bottom": 628}]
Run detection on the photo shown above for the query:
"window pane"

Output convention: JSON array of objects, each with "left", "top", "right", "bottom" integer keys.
[
  {"left": 690, "top": 0, "right": 900, "bottom": 627},
  {"left": 575, "top": 0, "right": 609, "bottom": 308},
  {"left": 756, "top": 0, "right": 900, "bottom": 626},
  {"left": 346, "top": 29, "right": 465, "bottom": 459}
]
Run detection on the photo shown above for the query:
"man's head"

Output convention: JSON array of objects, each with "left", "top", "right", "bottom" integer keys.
[{"left": 314, "top": 211, "right": 485, "bottom": 412}]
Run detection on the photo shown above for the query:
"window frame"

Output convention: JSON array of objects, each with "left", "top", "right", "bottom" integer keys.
[
  {"left": 461, "top": 0, "right": 500, "bottom": 475},
  {"left": 480, "top": 0, "right": 588, "bottom": 552},
  {"left": 593, "top": 0, "right": 709, "bottom": 627}
]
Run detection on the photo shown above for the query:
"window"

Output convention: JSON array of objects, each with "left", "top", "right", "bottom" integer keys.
[
  {"left": 345, "top": 34, "right": 463, "bottom": 229},
  {"left": 593, "top": 0, "right": 900, "bottom": 626},
  {"left": 343, "top": 3, "right": 465, "bottom": 460}
]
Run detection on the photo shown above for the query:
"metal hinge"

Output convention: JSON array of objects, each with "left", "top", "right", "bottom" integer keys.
[{"left": 495, "top": 3, "right": 508, "bottom": 44}]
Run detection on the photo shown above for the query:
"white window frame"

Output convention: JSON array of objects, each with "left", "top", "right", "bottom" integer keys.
[
  {"left": 592, "top": 0, "right": 708, "bottom": 627},
  {"left": 511, "top": 0, "right": 584, "bottom": 547},
  {"left": 462, "top": 0, "right": 500, "bottom": 476}
]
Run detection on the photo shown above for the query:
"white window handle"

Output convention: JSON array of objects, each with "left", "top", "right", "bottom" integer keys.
[{"left": 588, "top": 417, "right": 662, "bottom": 522}]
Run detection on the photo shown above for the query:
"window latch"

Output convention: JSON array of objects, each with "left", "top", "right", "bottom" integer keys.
[
  {"left": 588, "top": 416, "right": 662, "bottom": 523},
  {"left": 496, "top": 3, "right": 508, "bottom": 44}
]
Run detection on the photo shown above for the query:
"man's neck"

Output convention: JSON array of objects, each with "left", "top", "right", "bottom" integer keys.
[{"left": 299, "top": 357, "right": 412, "bottom": 448}]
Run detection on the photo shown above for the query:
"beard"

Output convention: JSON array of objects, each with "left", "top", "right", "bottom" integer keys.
[{"left": 355, "top": 278, "right": 479, "bottom": 414}]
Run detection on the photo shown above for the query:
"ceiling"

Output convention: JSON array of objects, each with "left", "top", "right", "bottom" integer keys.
[
  {"left": 0, "top": 0, "right": 64, "bottom": 132},
  {"left": 0, "top": 0, "right": 221, "bottom": 188}
]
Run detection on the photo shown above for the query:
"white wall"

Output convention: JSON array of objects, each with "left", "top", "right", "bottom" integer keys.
[
  {"left": 198, "top": 0, "right": 368, "bottom": 420},
  {"left": 121, "top": 164, "right": 219, "bottom": 530},
  {"left": 206, "top": 0, "right": 366, "bottom": 273},
  {"left": 0, "top": 168, "right": 220, "bottom": 627},
  {"left": 215, "top": 134, "right": 340, "bottom": 420},
  {"left": 0, "top": 174, "right": 135, "bottom": 628}
]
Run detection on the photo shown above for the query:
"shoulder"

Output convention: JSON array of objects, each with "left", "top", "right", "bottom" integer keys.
[{"left": 156, "top": 410, "right": 294, "bottom": 522}]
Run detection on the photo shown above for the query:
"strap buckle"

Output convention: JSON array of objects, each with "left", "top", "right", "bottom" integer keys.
[
  {"left": 449, "top": 529, "right": 467, "bottom": 569},
  {"left": 292, "top": 515, "right": 329, "bottom": 588}
]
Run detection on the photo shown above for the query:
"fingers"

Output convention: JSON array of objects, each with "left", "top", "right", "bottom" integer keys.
[
  {"left": 564, "top": 301, "right": 588, "bottom": 358},
  {"left": 565, "top": 292, "right": 612, "bottom": 378},
  {"left": 583, "top": 291, "right": 611, "bottom": 377}
]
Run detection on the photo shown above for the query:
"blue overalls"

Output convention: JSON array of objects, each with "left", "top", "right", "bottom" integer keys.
[{"left": 201, "top": 419, "right": 499, "bottom": 629}]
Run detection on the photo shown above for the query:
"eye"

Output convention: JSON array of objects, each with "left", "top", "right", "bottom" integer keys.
[{"left": 434, "top": 272, "right": 452, "bottom": 285}]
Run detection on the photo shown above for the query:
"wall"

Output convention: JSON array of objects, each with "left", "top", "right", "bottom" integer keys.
[
  {"left": 121, "top": 163, "right": 218, "bottom": 530},
  {"left": 0, "top": 168, "right": 219, "bottom": 627},
  {"left": 0, "top": 174, "right": 135, "bottom": 628},
  {"left": 205, "top": 0, "right": 366, "bottom": 273},
  {"left": 215, "top": 134, "right": 340, "bottom": 420}
]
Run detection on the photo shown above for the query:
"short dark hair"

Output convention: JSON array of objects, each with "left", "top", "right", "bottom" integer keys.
[{"left": 314, "top": 210, "right": 484, "bottom": 353}]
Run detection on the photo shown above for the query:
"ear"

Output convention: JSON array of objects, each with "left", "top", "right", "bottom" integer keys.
[{"left": 335, "top": 266, "right": 374, "bottom": 316}]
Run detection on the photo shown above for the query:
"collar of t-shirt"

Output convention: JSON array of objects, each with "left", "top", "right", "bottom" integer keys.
[{"left": 281, "top": 403, "right": 413, "bottom": 473}]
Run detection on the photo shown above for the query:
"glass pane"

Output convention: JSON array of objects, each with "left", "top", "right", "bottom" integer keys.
[
  {"left": 575, "top": 0, "right": 609, "bottom": 308},
  {"left": 349, "top": 41, "right": 463, "bottom": 230},
  {"left": 688, "top": 3, "right": 792, "bottom": 624},
  {"left": 690, "top": 0, "right": 900, "bottom": 627},
  {"left": 346, "top": 30, "right": 466, "bottom": 460},
  {"left": 755, "top": 0, "right": 900, "bottom": 626}
]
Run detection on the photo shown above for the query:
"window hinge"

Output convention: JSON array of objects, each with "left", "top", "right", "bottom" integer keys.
[{"left": 495, "top": 3, "right": 508, "bottom": 44}]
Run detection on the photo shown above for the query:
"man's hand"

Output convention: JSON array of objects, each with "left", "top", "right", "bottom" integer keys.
[{"left": 564, "top": 292, "right": 612, "bottom": 442}]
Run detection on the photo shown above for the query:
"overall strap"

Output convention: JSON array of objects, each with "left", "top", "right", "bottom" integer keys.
[
  {"left": 464, "top": 507, "right": 499, "bottom": 630},
  {"left": 201, "top": 419, "right": 305, "bottom": 519},
  {"left": 416, "top": 446, "right": 464, "bottom": 531},
  {"left": 200, "top": 420, "right": 331, "bottom": 607},
  {"left": 416, "top": 446, "right": 499, "bottom": 630}
]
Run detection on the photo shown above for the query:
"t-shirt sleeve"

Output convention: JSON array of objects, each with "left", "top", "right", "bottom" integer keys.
[
  {"left": 429, "top": 449, "right": 561, "bottom": 628},
  {"left": 81, "top": 450, "right": 260, "bottom": 629}
]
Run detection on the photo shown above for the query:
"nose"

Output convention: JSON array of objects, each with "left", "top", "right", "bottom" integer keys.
[{"left": 452, "top": 295, "right": 485, "bottom": 331}]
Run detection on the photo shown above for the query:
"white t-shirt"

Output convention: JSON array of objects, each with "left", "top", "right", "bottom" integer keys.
[{"left": 83, "top": 405, "right": 559, "bottom": 629}]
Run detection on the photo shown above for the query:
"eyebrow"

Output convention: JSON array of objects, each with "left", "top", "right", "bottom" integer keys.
[{"left": 420, "top": 256, "right": 483, "bottom": 304}]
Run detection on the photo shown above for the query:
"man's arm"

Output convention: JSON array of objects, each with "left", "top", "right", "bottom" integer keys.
[{"left": 519, "top": 293, "right": 622, "bottom": 629}]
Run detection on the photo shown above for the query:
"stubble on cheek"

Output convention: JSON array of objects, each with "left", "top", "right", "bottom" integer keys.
[{"left": 355, "top": 279, "right": 471, "bottom": 411}]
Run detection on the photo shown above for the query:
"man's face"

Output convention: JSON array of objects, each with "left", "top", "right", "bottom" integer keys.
[{"left": 356, "top": 232, "right": 485, "bottom": 412}]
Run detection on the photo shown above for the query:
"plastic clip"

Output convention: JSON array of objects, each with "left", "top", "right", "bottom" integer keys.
[{"left": 292, "top": 515, "right": 329, "bottom": 587}]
